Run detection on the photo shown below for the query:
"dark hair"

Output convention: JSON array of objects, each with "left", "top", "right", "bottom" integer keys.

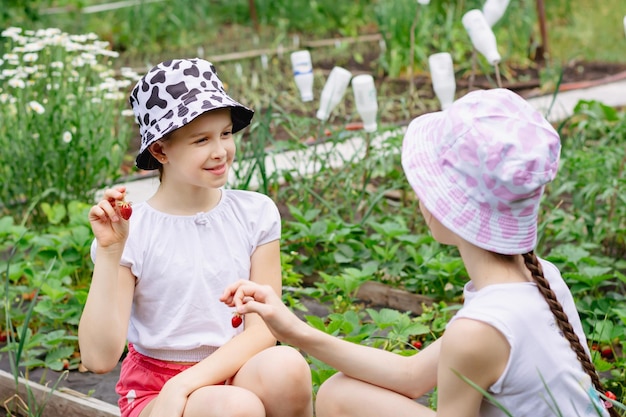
[{"left": 522, "top": 251, "right": 618, "bottom": 417}]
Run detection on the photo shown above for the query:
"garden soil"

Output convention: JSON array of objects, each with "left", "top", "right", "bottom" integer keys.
[{"left": 2, "top": 60, "right": 626, "bottom": 415}]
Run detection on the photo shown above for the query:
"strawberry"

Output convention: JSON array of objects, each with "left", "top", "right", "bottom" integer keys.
[
  {"left": 411, "top": 340, "right": 422, "bottom": 350},
  {"left": 22, "top": 290, "right": 36, "bottom": 301},
  {"left": 117, "top": 201, "right": 133, "bottom": 220},
  {"left": 231, "top": 312, "right": 243, "bottom": 328},
  {"left": 605, "top": 391, "right": 617, "bottom": 401},
  {"left": 600, "top": 346, "right": 613, "bottom": 359}
]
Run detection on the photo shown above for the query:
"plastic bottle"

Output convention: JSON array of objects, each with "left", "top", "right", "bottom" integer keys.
[
  {"left": 428, "top": 52, "right": 456, "bottom": 110},
  {"left": 291, "top": 50, "right": 314, "bottom": 102},
  {"left": 316, "top": 66, "right": 352, "bottom": 121},
  {"left": 351, "top": 74, "right": 378, "bottom": 132},
  {"left": 462, "top": 9, "right": 501, "bottom": 65},
  {"left": 482, "top": 0, "right": 510, "bottom": 27}
]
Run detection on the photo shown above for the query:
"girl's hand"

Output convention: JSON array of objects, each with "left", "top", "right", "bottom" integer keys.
[
  {"left": 220, "top": 280, "right": 304, "bottom": 345},
  {"left": 147, "top": 380, "right": 187, "bottom": 417},
  {"left": 88, "top": 186, "right": 130, "bottom": 248}
]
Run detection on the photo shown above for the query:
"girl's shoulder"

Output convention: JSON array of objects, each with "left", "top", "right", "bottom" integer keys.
[
  {"left": 224, "top": 189, "right": 276, "bottom": 205},
  {"left": 222, "top": 189, "right": 280, "bottom": 217}
]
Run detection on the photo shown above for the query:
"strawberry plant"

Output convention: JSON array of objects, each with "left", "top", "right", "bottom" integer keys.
[{"left": 0, "top": 201, "right": 93, "bottom": 374}]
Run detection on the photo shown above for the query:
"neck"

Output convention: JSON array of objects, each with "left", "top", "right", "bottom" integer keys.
[
  {"left": 148, "top": 183, "right": 222, "bottom": 215},
  {"left": 457, "top": 242, "right": 531, "bottom": 290}
]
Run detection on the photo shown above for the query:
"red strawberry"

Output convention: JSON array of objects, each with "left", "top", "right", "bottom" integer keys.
[
  {"left": 600, "top": 346, "right": 613, "bottom": 359},
  {"left": 22, "top": 290, "right": 36, "bottom": 301},
  {"left": 118, "top": 201, "right": 133, "bottom": 220},
  {"left": 605, "top": 391, "right": 617, "bottom": 401},
  {"left": 411, "top": 340, "right": 422, "bottom": 350},
  {"left": 231, "top": 313, "right": 243, "bottom": 328}
]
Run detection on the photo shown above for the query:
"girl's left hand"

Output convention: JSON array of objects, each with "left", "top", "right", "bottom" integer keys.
[{"left": 147, "top": 380, "right": 187, "bottom": 417}]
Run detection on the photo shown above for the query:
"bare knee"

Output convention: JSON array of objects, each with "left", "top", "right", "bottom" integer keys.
[
  {"left": 238, "top": 345, "right": 313, "bottom": 416},
  {"left": 261, "top": 346, "right": 313, "bottom": 407},
  {"left": 315, "top": 373, "right": 352, "bottom": 417},
  {"left": 184, "top": 387, "right": 265, "bottom": 417},
  {"left": 273, "top": 345, "right": 312, "bottom": 393}
]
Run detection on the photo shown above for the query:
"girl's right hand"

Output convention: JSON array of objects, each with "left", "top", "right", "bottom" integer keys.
[
  {"left": 220, "top": 280, "right": 305, "bottom": 345},
  {"left": 88, "top": 186, "right": 130, "bottom": 248}
]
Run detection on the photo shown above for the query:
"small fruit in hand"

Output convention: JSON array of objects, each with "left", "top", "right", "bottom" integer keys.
[
  {"left": 118, "top": 201, "right": 133, "bottom": 220},
  {"left": 231, "top": 312, "right": 243, "bottom": 328}
]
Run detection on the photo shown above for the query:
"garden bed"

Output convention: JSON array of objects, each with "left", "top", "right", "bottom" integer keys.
[
  {"left": 0, "top": 280, "right": 436, "bottom": 415},
  {"left": 0, "top": 369, "right": 119, "bottom": 417}
]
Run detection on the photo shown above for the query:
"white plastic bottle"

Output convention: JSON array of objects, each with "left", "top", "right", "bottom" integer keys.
[
  {"left": 351, "top": 74, "right": 378, "bottom": 132},
  {"left": 462, "top": 9, "right": 501, "bottom": 65},
  {"left": 482, "top": 0, "right": 510, "bottom": 27},
  {"left": 316, "top": 66, "right": 352, "bottom": 121},
  {"left": 428, "top": 52, "right": 456, "bottom": 110},
  {"left": 290, "top": 50, "right": 314, "bottom": 102}
]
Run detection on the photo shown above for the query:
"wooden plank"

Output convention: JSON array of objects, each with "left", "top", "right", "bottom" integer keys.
[
  {"left": 0, "top": 370, "right": 120, "bottom": 417},
  {"left": 356, "top": 281, "right": 434, "bottom": 316}
]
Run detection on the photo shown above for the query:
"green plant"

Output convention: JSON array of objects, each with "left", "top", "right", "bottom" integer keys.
[
  {"left": 544, "top": 101, "right": 626, "bottom": 258},
  {"left": 1, "top": 212, "right": 69, "bottom": 416},
  {"left": 373, "top": 0, "right": 536, "bottom": 79},
  {"left": 0, "top": 27, "right": 135, "bottom": 223},
  {"left": 0, "top": 201, "right": 93, "bottom": 373}
]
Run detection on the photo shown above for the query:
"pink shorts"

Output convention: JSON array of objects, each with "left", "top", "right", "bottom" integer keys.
[{"left": 116, "top": 344, "right": 224, "bottom": 417}]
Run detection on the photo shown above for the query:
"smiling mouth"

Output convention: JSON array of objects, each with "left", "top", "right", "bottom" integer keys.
[{"left": 207, "top": 164, "right": 227, "bottom": 175}]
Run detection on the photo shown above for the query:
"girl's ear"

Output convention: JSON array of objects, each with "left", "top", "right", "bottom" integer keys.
[{"left": 148, "top": 141, "right": 167, "bottom": 164}]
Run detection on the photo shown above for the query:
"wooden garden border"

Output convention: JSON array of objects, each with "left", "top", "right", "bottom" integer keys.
[{"left": 0, "top": 370, "right": 120, "bottom": 417}]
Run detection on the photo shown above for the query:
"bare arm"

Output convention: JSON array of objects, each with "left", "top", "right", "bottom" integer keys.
[
  {"left": 78, "top": 186, "right": 135, "bottom": 373},
  {"left": 221, "top": 280, "right": 440, "bottom": 399},
  {"left": 434, "top": 318, "right": 509, "bottom": 417}
]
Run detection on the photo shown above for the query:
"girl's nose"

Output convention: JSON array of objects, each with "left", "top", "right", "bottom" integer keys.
[{"left": 211, "top": 141, "right": 228, "bottom": 159}]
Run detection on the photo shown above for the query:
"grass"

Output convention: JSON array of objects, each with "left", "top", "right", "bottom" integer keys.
[
  {"left": 546, "top": 0, "right": 626, "bottom": 63},
  {"left": 3, "top": 0, "right": 626, "bottom": 70}
]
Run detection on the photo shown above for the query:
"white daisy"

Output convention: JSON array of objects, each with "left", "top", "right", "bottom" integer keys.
[
  {"left": 8, "top": 78, "right": 25, "bottom": 89},
  {"left": 28, "top": 100, "right": 45, "bottom": 114}
]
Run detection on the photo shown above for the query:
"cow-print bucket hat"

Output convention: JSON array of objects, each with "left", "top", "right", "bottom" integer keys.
[{"left": 129, "top": 58, "right": 254, "bottom": 170}]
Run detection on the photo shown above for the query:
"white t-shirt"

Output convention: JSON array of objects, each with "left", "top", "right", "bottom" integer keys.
[
  {"left": 448, "top": 258, "right": 608, "bottom": 417},
  {"left": 91, "top": 189, "right": 281, "bottom": 362}
]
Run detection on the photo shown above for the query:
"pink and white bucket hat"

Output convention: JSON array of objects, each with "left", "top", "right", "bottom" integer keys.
[{"left": 401, "top": 88, "right": 561, "bottom": 255}]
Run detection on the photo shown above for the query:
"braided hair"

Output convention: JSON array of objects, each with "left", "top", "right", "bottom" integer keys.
[{"left": 522, "top": 251, "right": 620, "bottom": 417}]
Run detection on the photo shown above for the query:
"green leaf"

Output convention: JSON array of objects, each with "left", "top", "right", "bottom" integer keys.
[{"left": 40, "top": 203, "right": 67, "bottom": 225}]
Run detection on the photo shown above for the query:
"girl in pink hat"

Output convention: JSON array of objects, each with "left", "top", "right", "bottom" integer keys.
[
  {"left": 221, "top": 89, "right": 617, "bottom": 417},
  {"left": 79, "top": 59, "right": 313, "bottom": 417}
]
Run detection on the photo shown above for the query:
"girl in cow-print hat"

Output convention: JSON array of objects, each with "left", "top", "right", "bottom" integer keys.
[{"left": 81, "top": 58, "right": 314, "bottom": 417}]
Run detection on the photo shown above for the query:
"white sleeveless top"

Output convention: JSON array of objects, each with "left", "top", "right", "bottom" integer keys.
[{"left": 449, "top": 259, "right": 608, "bottom": 417}]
